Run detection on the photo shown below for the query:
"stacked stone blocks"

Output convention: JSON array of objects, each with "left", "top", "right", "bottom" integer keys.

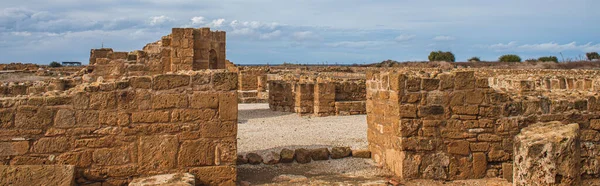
[
  {"left": 366, "top": 69, "right": 600, "bottom": 182},
  {"left": 0, "top": 70, "right": 238, "bottom": 186}
]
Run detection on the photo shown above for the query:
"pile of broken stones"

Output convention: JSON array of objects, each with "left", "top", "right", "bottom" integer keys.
[{"left": 238, "top": 147, "right": 371, "bottom": 165}]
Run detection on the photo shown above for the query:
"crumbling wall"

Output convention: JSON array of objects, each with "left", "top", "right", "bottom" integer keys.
[
  {"left": 0, "top": 79, "right": 80, "bottom": 97},
  {"left": 268, "top": 73, "right": 367, "bottom": 116},
  {"left": 366, "top": 69, "right": 600, "bottom": 181},
  {"left": 89, "top": 28, "right": 227, "bottom": 80},
  {"left": 0, "top": 70, "right": 238, "bottom": 186}
]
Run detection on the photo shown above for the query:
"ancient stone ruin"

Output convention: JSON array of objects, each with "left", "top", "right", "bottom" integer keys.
[
  {"left": 1, "top": 27, "right": 599, "bottom": 185},
  {"left": 0, "top": 28, "right": 238, "bottom": 186},
  {"left": 366, "top": 69, "right": 600, "bottom": 184}
]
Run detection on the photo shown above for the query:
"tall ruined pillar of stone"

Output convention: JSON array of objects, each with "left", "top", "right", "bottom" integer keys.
[
  {"left": 314, "top": 83, "right": 336, "bottom": 116},
  {"left": 294, "top": 83, "right": 315, "bottom": 115},
  {"left": 514, "top": 122, "right": 580, "bottom": 186}
]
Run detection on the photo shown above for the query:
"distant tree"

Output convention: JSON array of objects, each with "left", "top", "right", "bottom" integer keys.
[
  {"left": 587, "top": 52, "right": 600, "bottom": 61},
  {"left": 49, "top": 61, "right": 62, "bottom": 67},
  {"left": 537, "top": 56, "right": 559, "bottom": 63},
  {"left": 468, "top": 57, "right": 481, "bottom": 62},
  {"left": 499, "top": 54, "right": 522, "bottom": 62},
  {"left": 428, "top": 51, "right": 455, "bottom": 62}
]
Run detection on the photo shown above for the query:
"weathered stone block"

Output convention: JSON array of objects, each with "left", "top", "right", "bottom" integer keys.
[
  {"left": 89, "top": 92, "right": 117, "bottom": 109},
  {"left": 310, "top": 148, "right": 330, "bottom": 161},
  {"left": 152, "top": 74, "right": 190, "bottom": 90},
  {"left": 472, "top": 152, "right": 487, "bottom": 178},
  {"left": 15, "top": 106, "right": 53, "bottom": 129},
  {"left": 331, "top": 147, "right": 352, "bottom": 159},
  {"left": 218, "top": 92, "right": 237, "bottom": 121},
  {"left": 131, "top": 111, "right": 170, "bottom": 123},
  {"left": 421, "top": 78, "right": 440, "bottom": 91},
  {"left": 448, "top": 140, "right": 470, "bottom": 155},
  {"left": 152, "top": 94, "right": 188, "bottom": 109},
  {"left": 138, "top": 135, "right": 178, "bottom": 173},
  {"left": 178, "top": 139, "right": 215, "bottom": 167},
  {"left": 514, "top": 122, "right": 580, "bottom": 186},
  {"left": 399, "top": 104, "right": 417, "bottom": 118},
  {"left": 454, "top": 71, "right": 475, "bottom": 90},
  {"left": 130, "top": 76, "right": 152, "bottom": 89},
  {"left": 93, "top": 146, "right": 132, "bottom": 166},
  {"left": 295, "top": 148, "right": 311, "bottom": 164},
  {"left": 0, "top": 141, "right": 29, "bottom": 156},
  {"left": 33, "top": 137, "right": 70, "bottom": 153},
  {"left": 212, "top": 72, "right": 237, "bottom": 91},
  {"left": 190, "top": 92, "right": 219, "bottom": 109},
  {"left": 352, "top": 149, "right": 371, "bottom": 158},
  {"left": 0, "top": 165, "right": 75, "bottom": 186},
  {"left": 54, "top": 109, "right": 75, "bottom": 128}
]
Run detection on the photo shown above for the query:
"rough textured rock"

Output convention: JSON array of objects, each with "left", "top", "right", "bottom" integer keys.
[
  {"left": 129, "top": 173, "right": 195, "bottom": 186},
  {"left": 246, "top": 153, "right": 263, "bottom": 165},
  {"left": 310, "top": 148, "right": 330, "bottom": 160},
  {"left": 0, "top": 165, "right": 75, "bottom": 186},
  {"left": 280, "top": 148, "right": 295, "bottom": 163},
  {"left": 331, "top": 147, "right": 352, "bottom": 159},
  {"left": 352, "top": 149, "right": 371, "bottom": 158},
  {"left": 263, "top": 151, "right": 281, "bottom": 165},
  {"left": 295, "top": 148, "right": 312, "bottom": 164},
  {"left": 237, "top": 154, "right": 248, "bottom": 165},
  {"left": 514, "top": 122, "right": 580, "bottom": 186}
]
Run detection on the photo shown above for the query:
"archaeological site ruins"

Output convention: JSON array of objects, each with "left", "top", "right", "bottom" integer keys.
[{"left": 2, "top": 27, "right": 600, "bottom": 186}]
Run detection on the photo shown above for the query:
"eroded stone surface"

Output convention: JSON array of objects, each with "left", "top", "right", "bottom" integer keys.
[
  {"left": 0, "top": 165, "right": 75, "bottom": 186},
  {"left": 514, "top": 122, "right": 580, "bottom": 186}
]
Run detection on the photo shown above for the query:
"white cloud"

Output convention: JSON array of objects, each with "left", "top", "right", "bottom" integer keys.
[
  {"left": 259, "top": 30, "right": 281, "bottom": 39},
  {"left": 207, "top": 18, "right": 225, "bottom": 28},
  {"left": 149, "top": 15, "right": 170, "bottom": 26},
  {"left": 12, "top": 31, "right": 32, "bottom": 36},
  {"left": 488, "top": 41, "right": 600, "bottom": 52},
  {"left": 489, "top": 41, "right": 518, "bottom": 50},
  {"left": 190, "top": 16, "right": 205, "bottom": 25},
  {"left": 292, "top": 31, "right": 315, "bottom": 41},
  {"left": 395, "top": 34, "right": 416, "bottom": 42},
  {"left": 433, "top": 35, "right": 455, "bottom": 41}
]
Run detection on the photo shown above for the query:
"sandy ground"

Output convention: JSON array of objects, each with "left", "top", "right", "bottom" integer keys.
[
  {"left": 237, "top": 103, "right": 368, "bottom": 154},
  {"left": 236, "top": 103, "right": 512, "bottom": 185}
]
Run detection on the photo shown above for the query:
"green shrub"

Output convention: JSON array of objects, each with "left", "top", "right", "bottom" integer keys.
[
  {"left": 499, "top": 54, "right": 522, "bottom": 62},
  {"left": 49, "top": 61, "right": 62, "bottom": 67},
  {"left": 587, "top": 52, "right": 600, "bottom": 61},
  {"left": 468, "top": 57, "right": 481, "bottom": 62},
  {"left": 428, "top": 51, "right": 455, "bottom": 62},
  {"left": 538, "top": 56, "right": 558, "bottom": 62},
  {"left": 525, "top": 58, "right": 538, "bottom": 62}
]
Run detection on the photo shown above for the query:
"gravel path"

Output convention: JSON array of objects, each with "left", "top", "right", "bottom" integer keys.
[{"left": 237, "top": 103, "right": 368, "bottom": 154}]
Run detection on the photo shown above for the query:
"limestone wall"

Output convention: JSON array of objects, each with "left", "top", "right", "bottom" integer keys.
[
  {"left": 89, "top": 28, "right": 227, "bottom": 80},
  {"left": 366, "top": 69, "right": 600, "bottom": 181},
  {"left": 0, "top": 70, "right": 238, "bottom": 185},
  {"left": 268, "top": 76, "right": 366, "bottom": 116}
]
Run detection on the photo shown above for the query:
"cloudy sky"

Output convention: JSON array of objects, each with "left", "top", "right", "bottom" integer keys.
[{"left": 1, "top": 0, "right": 599, "bottom": 64}]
